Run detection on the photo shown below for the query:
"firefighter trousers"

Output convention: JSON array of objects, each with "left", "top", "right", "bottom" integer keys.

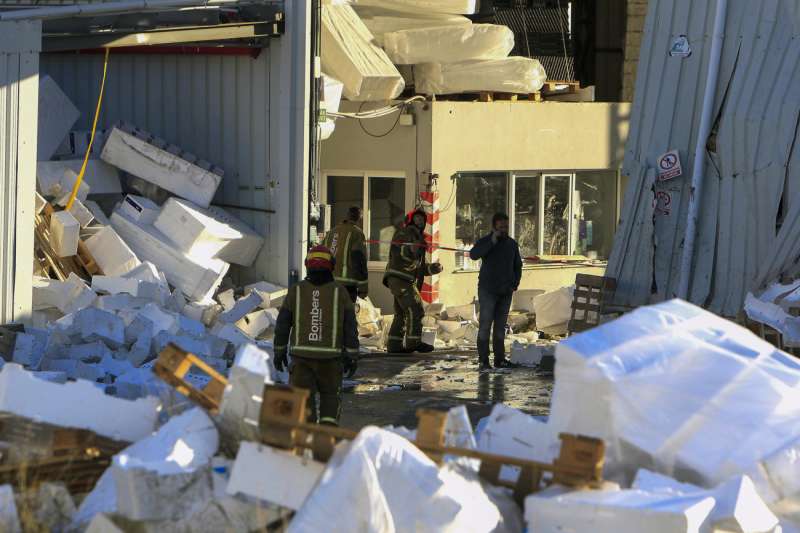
[
  {"left": 386, "top": 276, "right": 424, "bottom": 352},
  {"left": 289, "top": 357, "right": 343, "bottom": 425}
]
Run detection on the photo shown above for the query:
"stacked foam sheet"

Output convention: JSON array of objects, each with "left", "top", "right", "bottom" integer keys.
[
  {"left": 355, "top": 0, "right": 477, "bottom": 15},
  {"left": 101, "top": 126, "right": 223, "bottom": 208},
  {"left": 415, "top": 57, "right": 548, "bottom": 95},
  {"left": 321, "top": 4, "right": 404, "bottom": 101},
  {"left": 154, "top": 198, "right": 264, "bottom": 267},
  {"left": 383, "top": 24, "right": 514, "bottom": 64},
  {"left": 111, "top": 209, "right": 229, "bottom": 302},
  {"left": 548, "top": 298, "right": 800, "bottom": 499},
  {"left": 358, "top": 11, "right": 471, "bottom": 46}
]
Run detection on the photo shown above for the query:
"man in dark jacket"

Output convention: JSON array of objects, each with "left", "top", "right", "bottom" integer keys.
[
  {"left": 273, "top": 245, "right": 359, "bottom": 425},
  {"left": 323, "top": 206, "right": 369, "bottom": 303},
  {"left": 383, "top": 208, "right": 443, "bottom": 353},
  {"left": 469, "top": 213, "right": 523, "bottom": 370}
]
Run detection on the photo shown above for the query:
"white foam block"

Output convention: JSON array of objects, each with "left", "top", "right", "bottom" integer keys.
[
  {"left": 524, "top": 486, "right": 716, "bottom": 533},
  {"left": 0, "top": 363, "right": 159, "bottom": 441},
  {"left": 84, "top": 200, "right": 112, "bottom": 227},
  {"left": 54, "top": 169, "right": 90, "bottom": 206},
  {"left": 219, "top": 292, "right": 263, "bottom": 324},
  {"left": 37, "top": 76, "right": 79, "bottom": 162},
  {"left": 154, "top": 198, "right": 264, "bottom": 267},
  {"left": 111, "top": 211, "right": 229, "bottom": 302},
  {"left": 244, "top": 281, "right": 288, "bottom": 308},
  {"left": 228, "top": 442, "right": 324, "bottom": 510},
  {"left": 235, "top": 309, "right": 273, "bottom": 338},
  {"left": 85, "top": 226, "right": 141, "bottom": 276},
  {"left": 0, "top": 485, "right": 21, "bottom": 533},
  {"left": 355, "top": 0, "right": 477, "bottom": 15},
  {"left": 101, "top": 127, "right": 221, "bottom": 208},
  {"left": 415, "top": 57, "right": 547, "bottom": 96},
  {"left": 37, "top": 159, "right": 122, "bottom": 196},
  {"left": 50, "top": 210, "right": 80, "bottom": 257},
  {"left": 321, "top": 4, "right": 404, "bottom": 102},
  {"left": 32, "top": 273, "right": 96, "bottom": 314},
  {"left": 118, "top": 194, "right": 160, "bottom": 225},
  {"left": 383, "top": 24, "right": 513, "bottom": 64},
  {"left": 68, "top": 198, "right": 94, "bottom": 228},
  {"left": 358, "top": 11, "right": 471, "bottom": 46}
]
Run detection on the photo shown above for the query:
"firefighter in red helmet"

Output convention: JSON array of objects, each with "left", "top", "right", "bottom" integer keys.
[
  {"left": 383, "top": 208, "right": 443, "bottom": 353},
  {"left": 273, "top": 245, "right": 359, "bottom": 425}
]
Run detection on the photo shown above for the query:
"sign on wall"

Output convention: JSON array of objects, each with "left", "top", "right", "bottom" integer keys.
[{"left": 657, "top": 150, "right": 683, "bottom": 181}]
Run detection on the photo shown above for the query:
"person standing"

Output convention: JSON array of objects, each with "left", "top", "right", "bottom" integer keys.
[
  {"left": 383, "top": 208, "right": 443, "bottom": 353},
  {"left": 323, "top": 206, "right": 369, "bottom": 303},
  {"left": 469, "top": 213, "right": 522, "bottom": 371},
  {"left": 273, "top": 245, "right": 359, "bottom": 426}
]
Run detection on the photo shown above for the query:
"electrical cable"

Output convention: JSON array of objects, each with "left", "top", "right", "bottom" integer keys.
[{"left": 358, "top": 104, "right": 404, "bottom": 138}]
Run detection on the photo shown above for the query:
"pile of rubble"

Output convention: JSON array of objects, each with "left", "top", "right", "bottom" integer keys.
[
  {"left": 319, "top": 0, "right": 548, "bottom": 109},
  {"left": 1, "top": 298, "right": 797, "bottom": 531}
]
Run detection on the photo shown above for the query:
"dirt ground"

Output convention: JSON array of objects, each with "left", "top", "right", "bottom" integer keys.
[{"left": 340, "top": 351, "right": 554, "bottom": 431}]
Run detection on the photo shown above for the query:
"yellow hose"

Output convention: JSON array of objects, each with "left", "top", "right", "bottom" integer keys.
[{"left": 65, "top": 47, "right": 110, "bottom": 211}]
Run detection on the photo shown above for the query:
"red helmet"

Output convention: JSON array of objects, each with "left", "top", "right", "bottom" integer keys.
[
  {"left": 305, "top": 245, "right": 335, "bottom": 271},
  {"left": 405, "top": 208, "right": 428, "bottom": 227}
]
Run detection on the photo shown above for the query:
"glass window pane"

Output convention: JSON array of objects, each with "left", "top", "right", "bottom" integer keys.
[
  {"left": 543, "top": 175, "right": 570, "bottom": 255},
  {"left": 369, "top": 177, "right": 405, "bottom": 261},
  {"left": 456, "top": 172, "right": 508, "bottom": 248},
  {"left": 327, "top": 175, "right": 364, "bottom": 229},
  {"left": 514, "top": 175, "right": 540, "bottom": 258},
  {"left": 573, "top": 171, "right": 618, "bottom": 259}
]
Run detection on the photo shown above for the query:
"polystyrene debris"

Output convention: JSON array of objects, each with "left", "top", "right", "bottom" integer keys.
[
  {"left": 415, "top": 57, "right": 547, "bottom": 96},
  {"left": 548, "top": 298, "right": 800, "bottom": 492},
  {"left": 291, "top": 426, "right": 509, "bottom": 532},
  {"left": 525, "top": 483, "right": 716, "bottom": 533}
]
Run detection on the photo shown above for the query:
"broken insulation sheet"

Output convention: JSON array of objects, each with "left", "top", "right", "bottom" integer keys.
[{"left": 321, "top": 4, "right": 405, "bottom": 102}]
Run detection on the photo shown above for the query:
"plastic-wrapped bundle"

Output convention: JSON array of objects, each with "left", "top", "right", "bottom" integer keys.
[
  {"left": 355, "top": 0, "right": 477, "bottom": 15},
  {"left": 383, "top": 24, "right": 514, "bottom": 64},
  {"left": 414, "top": 57, "right": 547, "bottom": 95},
  {"left": 321, "top": 4, "right": 404, "bottom": 102},
  {"left": 548, "top": 298, "right": 800, "bottom": 499},
  {"left": 359, "top": 12, "right": 471, "bottom": 46}
]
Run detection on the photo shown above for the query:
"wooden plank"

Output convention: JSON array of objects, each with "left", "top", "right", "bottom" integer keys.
[{"left": 153, "top": 344, "right": 227, "bottom": 412}]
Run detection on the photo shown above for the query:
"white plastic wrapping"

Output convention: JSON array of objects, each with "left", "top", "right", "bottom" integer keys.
[
  {"left": 321, "top": 4, "right": 404, "bottom": 102},
  {"left": 547, "top": 299, "right": 800, "bottom": 497},
  {"left": 290, "top": 427, "right": 509, "bottom": 532},
  {"left": 745, "top": 281, "right": 800, "bottom": 346},
  {"left": 354, "top": 0, "right": 477, "bottom": 15},
  {"left": 414, "top": 57, "right": 547, "bottom": 96},
  {"left": 382, "top": 24, "right": 514, "bottom": 64},
  {"left": 359, "top": 12, "right": 471, "bottom": 46},
  {"left": 320, "top": 74, "right": 344, "bottom": 141}
]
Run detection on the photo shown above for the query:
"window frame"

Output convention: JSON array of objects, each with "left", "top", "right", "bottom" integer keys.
[
  {"left": 455, "top": 169, "right": 620, "bottom": 268},
  {"left": 321, "top": 170, "right": 409, "bottom": 268}
]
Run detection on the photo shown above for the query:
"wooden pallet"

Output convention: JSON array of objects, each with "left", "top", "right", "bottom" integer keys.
[
  {"left": 153, "top": 344, "right": 228, "bottom": 413},
  {"left": 428, "top": 80, "right": 582, "bottom": 104},
  {"left": 34, "top": 202, "right": 102, "bottom": 281},
  {"left": 568, "top": 274, "right": 618, "bottom": 334},
  {"left": 0, "top": 413, "right": 129, "bottom": 495},
  {"left": 258, "top": 384, "right": 606, "bottom": 503}
]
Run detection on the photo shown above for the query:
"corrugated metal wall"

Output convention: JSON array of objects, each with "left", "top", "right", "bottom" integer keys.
[
  {"left": 0, "top": 21, "right": 40, "bottom": 323},
  {"left": 41, "top": 51, "right": 275, "bottom": 283},
  {"left": 608, "top": 0, "right": 800, "bottom": 316}
]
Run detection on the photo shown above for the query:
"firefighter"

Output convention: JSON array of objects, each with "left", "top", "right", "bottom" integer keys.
[
  {"left": 383, "top": 208, "right": 443, "bottom": 353},
  {"left": 273, "top": 245, "right": 359, "bottom": 426},
  {"left": 323, "top": 206, "right": 369, "bottom": 303}
]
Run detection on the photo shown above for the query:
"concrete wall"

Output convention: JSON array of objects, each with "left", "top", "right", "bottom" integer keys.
[
  {"left": 623, "top": 0, "right": 649, "bottom": 102},
  {"left": 322, "top": 100, "right": 631, "bottom": 308}
]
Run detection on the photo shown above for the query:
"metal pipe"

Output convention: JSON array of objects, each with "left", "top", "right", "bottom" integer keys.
[
  {"left": 676, "top": 0, "right": 728, "bottom": 299},
  {"left": 0, "top": 0, "right": 239, "bottom": 21}
]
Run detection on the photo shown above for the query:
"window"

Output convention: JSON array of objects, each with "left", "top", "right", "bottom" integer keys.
[
  {"left": 455, "top": 172, "right": 508, "bottom": 247},
  {"left": 543, "top": 174, "right": 571, "bottom": 255},
  {"left": 454, "top": 169, "right": 620, "bottom": 268},
  {"left": 326, "top": 175, "right": 363, "bottom": 227},
  {"left": 573, "top": 171, "right": 618, "bottom": 259},
  {"left": 369, "top": 177, "right": 405, "bottom": 261},
  {"left": 323, "top": 172, "right": 406, "bottom": 263},
  {"left": 514, "top": 175, "right": 540, "bottom": 259}
]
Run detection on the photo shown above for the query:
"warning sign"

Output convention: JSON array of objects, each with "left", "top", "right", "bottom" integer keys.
[{"left": 657, "top": 150, "right": 683, "bottom": 181}]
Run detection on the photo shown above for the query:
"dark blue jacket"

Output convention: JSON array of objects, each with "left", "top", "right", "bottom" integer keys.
[{"left": 469, "top": 234, "right": 523, "bottom": 295}]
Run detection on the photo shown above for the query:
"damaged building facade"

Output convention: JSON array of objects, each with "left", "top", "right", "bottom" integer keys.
[
  {"left": 0, "top": 0, "right": 312, "bottom": 325},
  {"left": 608, "top": 0, "right": 800, "bottom": 318}
]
